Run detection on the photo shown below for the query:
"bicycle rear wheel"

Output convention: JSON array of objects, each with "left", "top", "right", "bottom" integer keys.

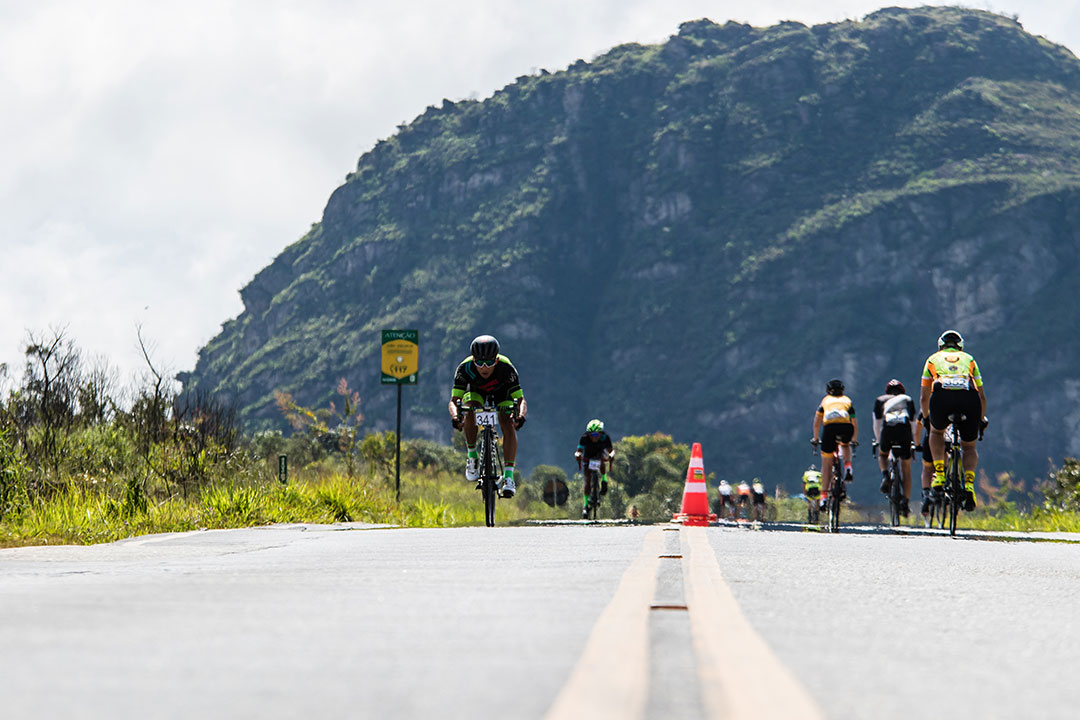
[{"left": 947, "top": 452, "right": 961, "bottom": 537}]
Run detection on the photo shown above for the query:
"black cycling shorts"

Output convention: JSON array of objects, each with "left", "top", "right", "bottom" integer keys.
[
  {"left": 929, "top": 388, "right": 981, "bottom": 442},
  {"left": 879, "top": 424, "right": 913, "bottom": 460},
  {"left": 819, "top": 423, "right": 854, "bottom": 454}
]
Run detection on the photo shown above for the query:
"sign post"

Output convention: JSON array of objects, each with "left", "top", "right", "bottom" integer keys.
[{"left": 381, "top": 330, "right": 418, "bottom": 502}]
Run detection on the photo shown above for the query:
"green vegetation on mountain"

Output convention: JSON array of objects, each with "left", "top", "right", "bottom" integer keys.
[{"left": 182, "top": 7, "right": 1080, "bottom": 499}]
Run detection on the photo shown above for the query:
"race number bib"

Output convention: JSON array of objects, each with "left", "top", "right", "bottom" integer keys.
[
  {"left": 588, "top": 459, "right": 602, "bottom": 471},
  {"left": 939, "top": 375, "right": 969, "bottom": 390},
  {"left": 474, "top": 410, "right": 497, "bottom": 426}
]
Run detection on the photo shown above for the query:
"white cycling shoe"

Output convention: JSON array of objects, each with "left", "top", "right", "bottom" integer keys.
[
  {"left": 499, "top": 475, "right": 516, "bottom": 499},
  {"left": 465, "top": 456, "right": 479, "bottom": 482}
]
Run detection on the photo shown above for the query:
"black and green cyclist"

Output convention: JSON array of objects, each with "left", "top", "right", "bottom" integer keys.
[
  {"left": 574, "top": 419, "right": 614, "bottom": 519},
  {"left": 448, "top": 335, "right": 527, "bottom": 498}
]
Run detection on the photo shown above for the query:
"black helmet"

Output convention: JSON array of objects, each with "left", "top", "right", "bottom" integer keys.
[
  {"left": 826, "top": 378, "right": 845, "bottom": 396},
  {"left": 938, "top": 330, "right": 964, "bottom": 350},
  {"left": 470, "top": 334, "right": 500, "bottom": 363},
  {"left": 886, "top": 379, "right": 905, "bottom": 395}
]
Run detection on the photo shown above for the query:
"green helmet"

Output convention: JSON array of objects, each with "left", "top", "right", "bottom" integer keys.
[{"left": 586, "top": 419, "right": 604, "bottom": 433}]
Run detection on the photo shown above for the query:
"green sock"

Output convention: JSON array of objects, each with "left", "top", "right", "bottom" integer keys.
[{"left": 467, "top": 445, "right": 477, "bottom": 459}]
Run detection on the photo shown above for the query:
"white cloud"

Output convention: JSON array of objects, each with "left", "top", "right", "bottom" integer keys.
[{"left": 0, "top": 0, "right": 1074, "bottom": 387}]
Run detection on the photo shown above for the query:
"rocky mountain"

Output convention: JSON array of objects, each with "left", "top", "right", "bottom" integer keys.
[{"left": 180, "top": 6, "right": 1080, "bottom": 499}]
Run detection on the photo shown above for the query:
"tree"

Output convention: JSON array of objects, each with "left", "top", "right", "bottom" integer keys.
[{"left": 23, "top": 327, "right": 82, "bottom": 479}]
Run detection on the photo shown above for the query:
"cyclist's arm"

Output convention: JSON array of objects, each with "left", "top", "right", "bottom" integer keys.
[
  {"left": 812, "top": 411, "right": 822, "bottom": 439},
  {"left": 850, "top": 416, "right": 859, "bottom": 444},
  {"left": 978, "top": 385, "right": 986, "bottom": 418},
  {"left": 920, "top": 384, "right": 931, "bottom": 420}
]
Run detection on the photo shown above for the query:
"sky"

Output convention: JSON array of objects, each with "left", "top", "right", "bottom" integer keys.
[{"left": 2, "top": 0, "right": 1078, "bottom": 391}]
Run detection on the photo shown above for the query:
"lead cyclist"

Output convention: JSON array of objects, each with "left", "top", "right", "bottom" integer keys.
[{"left": 448, "top": 334, "right": 527, "bottom": 498}]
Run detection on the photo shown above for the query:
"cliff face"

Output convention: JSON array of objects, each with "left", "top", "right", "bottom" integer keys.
[{"left": 181, "top": 7, "right": 1080, "bottom": 497}]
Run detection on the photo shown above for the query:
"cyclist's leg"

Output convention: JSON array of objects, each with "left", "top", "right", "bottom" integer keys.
[
  {"left": 497, "top": 410, "right": 517, "bottom": 464},
  {"left": 820, "top": 452, "right": 835, "bottom": 498},
  {"left": 927, "top": 391, "right": 952, "bottom": 487},
  {"left": 820, "top": 425, "right": 838, "bottom": 499}
]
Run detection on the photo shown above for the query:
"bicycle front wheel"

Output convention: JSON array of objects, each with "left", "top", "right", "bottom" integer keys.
[{"left": 481, "top": 430, "right": 497, "bottom": 527}]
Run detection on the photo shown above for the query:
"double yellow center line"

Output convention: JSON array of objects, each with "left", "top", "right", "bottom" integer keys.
[{"left": 546, "top": 526, "right": 824, "bottom": 720}]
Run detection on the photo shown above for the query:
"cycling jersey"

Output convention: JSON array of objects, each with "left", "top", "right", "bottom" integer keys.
[
  {"left": 817, "top": 395, "right": 856, "bottom": 425},
  {"left": 451, "top": 354, "right": 524, "bottom": 410},
  {"left": 922, "top": 349, "right": 983, "bottom": 439},
  {"left": 921, "top": 350, "right": 983, "bottom": 391},
  {"left": 803, "top": 470, "right": 822, "bottom": 498},
  {"left": 577, "top": 431, "right": 613, "bottom": 459}
]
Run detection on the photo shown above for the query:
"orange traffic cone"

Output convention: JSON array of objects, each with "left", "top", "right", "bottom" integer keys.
[{"left": 673, "top": 442, "right": 717, "bottom": 526}]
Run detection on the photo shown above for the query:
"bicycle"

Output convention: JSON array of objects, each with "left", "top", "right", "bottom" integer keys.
[
  {"left": 454, "top": 398, "right": 521, "bottom": 527},
  {"left": 935, "top": 413, "right": 990, "bottom": 535},
  {"left": 873, "top": 440, "right": 906, "bottom": 527}
]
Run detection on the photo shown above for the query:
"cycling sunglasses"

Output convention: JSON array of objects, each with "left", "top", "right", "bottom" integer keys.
[{"left": 474, "top": 357, "right": 497, "bottom": 368}]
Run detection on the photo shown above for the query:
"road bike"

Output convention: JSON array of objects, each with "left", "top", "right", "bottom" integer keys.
[
  {"left": 455, "top": 398, "right": 521, "bottom": 527},
  {"left": 874, "top": 440, "right": 906, "bottom": 527}
]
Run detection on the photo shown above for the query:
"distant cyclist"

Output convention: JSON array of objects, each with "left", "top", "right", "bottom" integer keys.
[
  {"left": 920, "top": 330, "right": 987, "bottom": 511},
  {"left": 718, "top": 479, "right": 736, "bottom": 518},
  {"left": 751, "top": 478, "right": 767, "bottom": 520},
  {"left": 872, "top": 379, "right": 916, "bottom": 517},
  {"left": 574, "top": 419, "right": 614, "bottom": 519},
  {"left": 811, "top": 378, "right": 859, "bottom": 508},
  {"left": 737, "top": 480, "right": 751, "bottom": 518},
  {"left": 803, "top": 465, "right": 822, "bottom": 516},
  {"left": 448, "top": 334, "right": 527, "bottom": 498}
]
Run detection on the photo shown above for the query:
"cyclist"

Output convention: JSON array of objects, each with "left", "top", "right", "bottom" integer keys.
[
  {"left": 717, "top": 479, "right": 735, "bottom": 519},
  {"left": 751, "top": 478, "right": 767, "bottom": 520},
  {"left": 803, "top": 465, "right": 822, "bottom": 517},
  {"left": 448, "top": 334, "right": 527, "bottom": 498},
  {"left": 574, "top": 419, "right": 614, "bottom": 519},
  {"left": 737, "top": 480, "right": 751, "bottom": 519},
  {"left": 811, "top": 378, "right": 859, "bottom": 508},
  {"left": 872, "top": 379, "right": 916, "bottom": 516},
  {"left": 920, "top": 330, "right": 987, "bottom": 511}
]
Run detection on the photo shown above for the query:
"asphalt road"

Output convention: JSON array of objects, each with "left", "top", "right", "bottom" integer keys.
[{"left": 1, "top": 521, "right": 1078, "bottom": 719}]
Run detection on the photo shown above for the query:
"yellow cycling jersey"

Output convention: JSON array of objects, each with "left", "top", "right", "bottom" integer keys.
[
  {"left": 803, "top": 469, "right": 821, "bottom": 487},
  {"left": 817, "top": 395, "right": 855, "bottom": 425},
  {"left": 922, "top": 350, "right": 983, "bottom": 391}
]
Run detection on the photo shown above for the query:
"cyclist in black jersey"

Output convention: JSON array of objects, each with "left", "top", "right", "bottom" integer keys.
[
  {"left": 448, "top": 335, "right": 527, "bottom": 498},
  {"left": 872, "top": 379, "right": 916, "bottom": 516},
  {"left": 574, "top": 419, "right": 614, "bottom": 519}
]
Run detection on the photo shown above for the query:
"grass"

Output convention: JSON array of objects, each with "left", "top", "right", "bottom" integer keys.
[{"left": 3, "top": 468, "right": 1079, "bottom": 548}]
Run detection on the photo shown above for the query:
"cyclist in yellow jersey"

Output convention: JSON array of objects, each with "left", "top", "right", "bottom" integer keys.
[
  {"left": 920, "top": 330, "right": 987, "bottom": 511},
  {"left": 811, "top": 378, "right": 859, "bottom": 507}
]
